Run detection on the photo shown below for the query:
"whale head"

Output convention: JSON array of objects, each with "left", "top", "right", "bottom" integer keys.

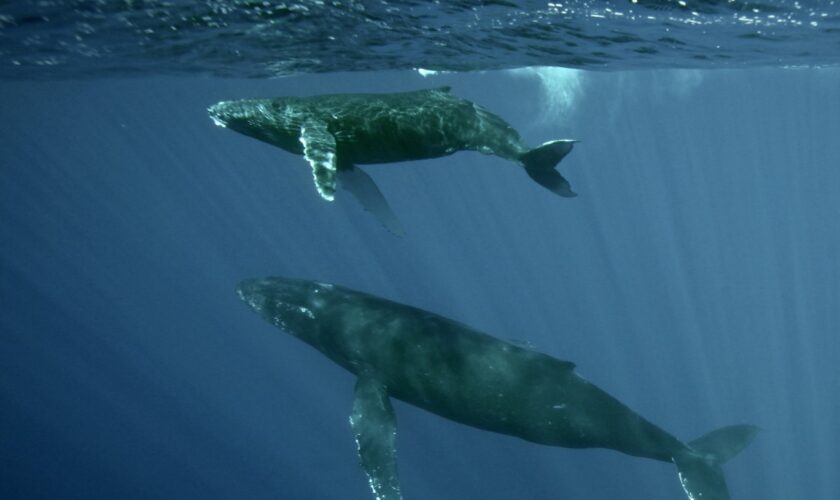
[
  {"left": 208, "top": 98, "right": 272, "bottom": 132},
  {"left": 237, "top": 277, "right": 337, "bottom": 341},
  {"left": 208, "top": 98, "right": 302, "bottom": 152}
]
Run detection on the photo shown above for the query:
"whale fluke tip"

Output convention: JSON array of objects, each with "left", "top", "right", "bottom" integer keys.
[{"left": 520, "top": 139, "right": 577, "bottom": 197}]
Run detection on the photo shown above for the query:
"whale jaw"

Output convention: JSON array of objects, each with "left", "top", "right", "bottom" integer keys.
[{"left": 207, "top": 101, "right": 233, "bottom": 127}]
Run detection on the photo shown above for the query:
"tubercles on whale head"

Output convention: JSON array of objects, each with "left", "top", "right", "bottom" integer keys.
[
  {"left": 208, "top": 98, "right": 307, "bottom": 155},
  {"left": 207, "top": 101, "right": 233, "bottom": 128},
  {"left": 208, "top": 98, "right": 277, "bottom": 135},
  {"left": 236, "top": 277, "right": 331, "bottom": 340}
]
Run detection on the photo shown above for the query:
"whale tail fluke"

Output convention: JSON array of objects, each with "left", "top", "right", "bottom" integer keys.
[
  {"left": 520, "top": 139, "right": 578, "bottom": 198},
  {"left": 673, "top": 424, "right": 760, "bottom": 500}
]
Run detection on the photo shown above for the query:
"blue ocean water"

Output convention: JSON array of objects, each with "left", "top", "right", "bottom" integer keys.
[{"left": 2, "top": 3, "right": 840, "bottom": 500}]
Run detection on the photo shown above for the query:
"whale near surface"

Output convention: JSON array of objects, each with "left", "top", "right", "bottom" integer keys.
[
  {"left": 237, "top": 277, "right": 758, "bottom": 500},
  {"left": 209, "top": 87, "right": 577, "bottom": 234}
]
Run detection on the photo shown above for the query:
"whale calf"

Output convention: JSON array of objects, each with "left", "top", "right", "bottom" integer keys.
[
  {"left": 209, "top": 88, "right": 577, "bottom": 234},
  {"left": 237, "top": 277, "right": 758, "bottom": 500}
]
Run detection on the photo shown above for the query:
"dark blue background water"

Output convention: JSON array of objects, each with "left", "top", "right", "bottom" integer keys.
[{"left": 2, "top": 68, "right": 839, "bottom": 499}]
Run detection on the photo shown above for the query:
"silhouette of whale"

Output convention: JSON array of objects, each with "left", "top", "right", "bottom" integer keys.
[
  {"left": 209, "top": 87, "right": 577, "bottom": 234},
  {"left": 237, "top": 277, "right": 758, "bottom": 500}
]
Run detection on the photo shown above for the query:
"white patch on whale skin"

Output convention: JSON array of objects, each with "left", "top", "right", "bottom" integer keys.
[
  {"left": 210, "top": 115, "right": 227, "bottom": 128},
  {"left": 297, "top": 306, "right": 315, "bottom": 319},
  {"left": 299, "top": 122, "right": 338, "bottom": 201},
  {"left": 271, "top": 314, "right": 288, "bottom": 330}
]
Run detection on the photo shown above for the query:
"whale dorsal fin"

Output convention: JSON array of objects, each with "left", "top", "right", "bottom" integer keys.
[
  {"left": 350, "top": 372, "right": 403, "bottom": 500},
  {"left": 299, "top": 119, "right": 338, "bottom": 201}
]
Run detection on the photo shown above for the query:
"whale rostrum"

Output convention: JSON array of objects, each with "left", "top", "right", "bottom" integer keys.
[
  {"left": 209, "top": 87, "right": 578, "bottom": 235},
  {"left": 237, "top": 277, "right": 758, "bottom": 500}
]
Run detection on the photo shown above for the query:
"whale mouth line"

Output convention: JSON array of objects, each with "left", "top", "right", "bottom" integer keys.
[
  {"left": 236, "top": 279, "right": 264, "bottom": 310},
  {"left": 207, "top": 104, "right": 229, "bottom": 127},
  {"left": 209, "top": 100, "right": 266, "bottom": 128},
  {"left": 210, "top": 114, "right": 228, "bottom": 127}
]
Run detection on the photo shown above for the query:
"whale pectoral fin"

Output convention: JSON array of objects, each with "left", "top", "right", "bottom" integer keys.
[
  {"left": 350, "top": 373, "right": 402, "bottom": 500},
  {"left": 339, "top": 167, "right": 405, "bottom": 237},
  {"left": 299, "top": 120, "right": 338, "bottom": 201}
]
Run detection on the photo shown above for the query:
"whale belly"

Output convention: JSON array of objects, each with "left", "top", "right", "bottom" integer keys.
[
  {"left": 370, "top": 337, "right": 586, "bottom": 445},
  {"left": 399, "top": 369, "right": 587, "bottom": 445}
]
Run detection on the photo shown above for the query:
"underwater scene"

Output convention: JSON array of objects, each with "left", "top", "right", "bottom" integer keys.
[{"left": 2, "top": 1, "right": 839, "bottom": 499}]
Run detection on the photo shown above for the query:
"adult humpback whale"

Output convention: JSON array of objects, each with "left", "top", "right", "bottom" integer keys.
[
  {"left": 209, "top": 87, "right": 577, "bottom": 234},
  {"left": 237, "top": 277, "right": 758, "bottom": 500}
]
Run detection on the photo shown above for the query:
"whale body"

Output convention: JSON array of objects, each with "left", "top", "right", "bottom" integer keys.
[
  {"left": 237, "top": 277, "right": 758, "bottom": 500},
  {"left": 209, "top": 88, "right": 577, "bottom": 234}
]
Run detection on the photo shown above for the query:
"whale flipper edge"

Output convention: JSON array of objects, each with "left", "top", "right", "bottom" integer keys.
[
  {"left": 350, "top": 372, "right": 402, "bottom": 500},
  {"left": 300, "top": 120, "right": 338, "bottom": 201}
]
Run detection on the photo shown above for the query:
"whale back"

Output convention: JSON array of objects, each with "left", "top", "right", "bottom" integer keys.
[
  {"left": 294, "top": 86, "right": 481, "bottom": 164},
  {"left": 211, "top": 87, "right": 476, "bottom": 163}
]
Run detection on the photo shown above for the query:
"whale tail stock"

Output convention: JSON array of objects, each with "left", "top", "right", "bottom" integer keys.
[
  {"left": 519, "top": 139, "right": 578, "bottom": 198},
  {"left": 672, "top": 424, "right": 759, "bottom": 500}
]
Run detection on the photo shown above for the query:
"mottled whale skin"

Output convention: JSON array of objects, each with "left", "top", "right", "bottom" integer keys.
[
  {"left": 209, "top": 88, "right": 577, "bottom": 234},
  {"left": 237, "top": 277, "right": 758, "bottom": 500}
]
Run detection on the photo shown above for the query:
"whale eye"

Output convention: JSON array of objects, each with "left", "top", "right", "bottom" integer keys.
[
  {"left": 307, "top": 282, "right": 333, "bottom": 312},
  {"left": 311, "top": 296, "right": 326, "bottom": 310}
]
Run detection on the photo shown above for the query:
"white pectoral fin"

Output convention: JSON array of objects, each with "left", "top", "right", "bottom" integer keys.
[
  {"left": 339, "top": 168, "right": 405, "bottom": 237},
  {"left": 300, "top": 120, "right": 338, "bottom": 201},
  {"left": 349, "top": 372, "right": 402, "bottom": 500}
]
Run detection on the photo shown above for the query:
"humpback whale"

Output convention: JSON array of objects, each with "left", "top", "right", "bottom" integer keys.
[
  {"left": 237, "top": 277, "right": 758, "bottom": 500},
  {"left": 209, "top": 88, "right": 577, "bottom": 234}
]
